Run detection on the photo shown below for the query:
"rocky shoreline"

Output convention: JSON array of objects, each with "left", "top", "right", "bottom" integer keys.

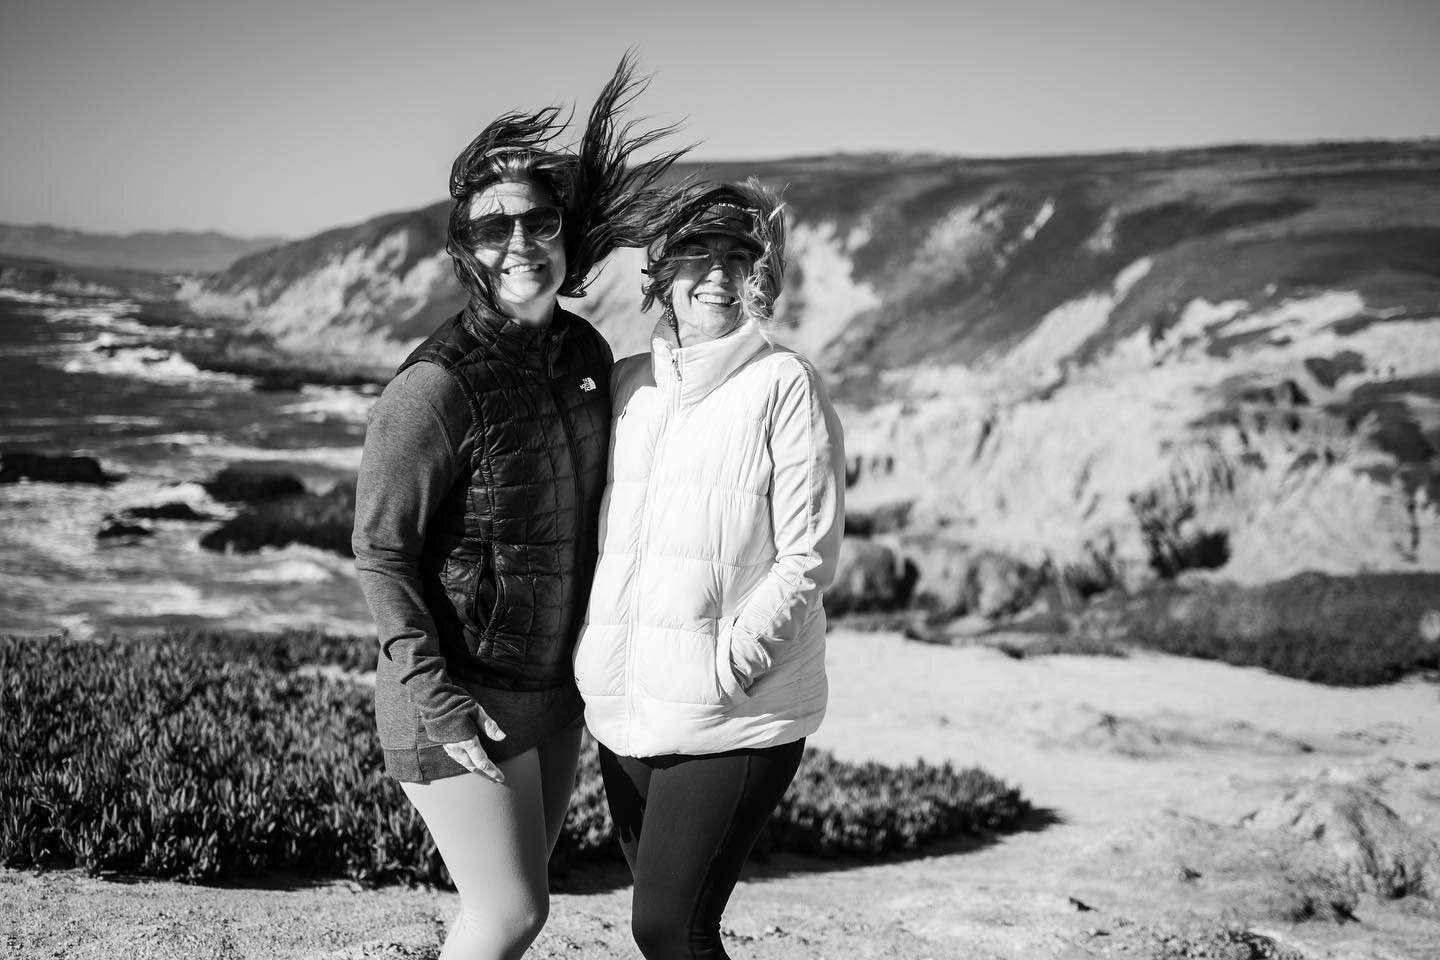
[{"left": 5, "top": 440, "right": 1438, "bottom": 689}]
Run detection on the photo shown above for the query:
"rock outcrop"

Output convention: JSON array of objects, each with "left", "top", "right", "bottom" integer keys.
[
  {"left": 889, "top": 534, "right": 1044, "bottom": 618},
  {"left": 1246, "top": 782, "right": 1439, "bottom": 900},
  {"left": 0, "top": 451, "right": 117, "bottom": 485},
  {"left": 201, "top": 466, "right": 307, "bottom": 503},
  {"left": 827, "top": 537, "right": 914, "bottom": 614}
]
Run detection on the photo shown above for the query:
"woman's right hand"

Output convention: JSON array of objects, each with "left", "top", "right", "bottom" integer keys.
[{"left": 441, "top": 708, "right": 507, "bottom": 783}]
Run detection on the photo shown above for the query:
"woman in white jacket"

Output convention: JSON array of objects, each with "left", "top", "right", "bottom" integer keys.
[{"left": 574, "top": 181, "right": 846, "bottom": 959}]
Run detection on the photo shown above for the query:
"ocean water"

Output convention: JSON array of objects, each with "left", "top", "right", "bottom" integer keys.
[{"left": 0, "top": 291, "right": 378, "bottom": 638}]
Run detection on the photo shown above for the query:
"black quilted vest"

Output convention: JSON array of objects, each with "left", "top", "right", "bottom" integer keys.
[{"left": 398, "top": 306, "right": 612, "bottom": 691}]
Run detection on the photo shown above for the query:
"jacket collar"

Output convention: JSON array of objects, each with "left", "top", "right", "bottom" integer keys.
[
  {"left": 651, "top": 317, "right": 771, "bottom": 406},
  {"left": 461, "top": 303, "right": 572, "bottom": 371}
]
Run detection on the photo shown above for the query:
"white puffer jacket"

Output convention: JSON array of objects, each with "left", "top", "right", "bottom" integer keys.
[{"left": 575, "top": 318, "right": 846, "bottom": 757}]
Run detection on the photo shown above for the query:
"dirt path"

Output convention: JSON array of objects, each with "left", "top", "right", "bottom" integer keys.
[{"left": 5, "top": 630, "right": 1438, "bottom": 959}]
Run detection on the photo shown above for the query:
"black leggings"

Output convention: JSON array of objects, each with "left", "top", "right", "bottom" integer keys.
[{"left": 598, "top": 739, "right": 806, "bottom": 960}]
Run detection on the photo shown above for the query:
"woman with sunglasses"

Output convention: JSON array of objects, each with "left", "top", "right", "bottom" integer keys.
[
  {"left": 352, "top": 57, "right": 684, "bottom": 960},
  {"left": 574, "top": 181, "right": 846, "bottom": 960}
]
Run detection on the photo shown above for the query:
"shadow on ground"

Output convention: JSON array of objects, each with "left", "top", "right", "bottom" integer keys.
[{"left": 553, "top": 806, "right": 1066, "bottom": 895}]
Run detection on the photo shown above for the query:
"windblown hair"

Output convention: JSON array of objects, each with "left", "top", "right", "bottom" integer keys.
[
  {"left": 642, "top": 178, "right": 787, "bottom": 325},
  {"left": 446, "top": 53, "right": 691, "bottom": 315}
]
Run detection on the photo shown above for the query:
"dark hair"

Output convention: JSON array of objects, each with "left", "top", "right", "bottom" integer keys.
[
  {"left": 642, "top": 178, "right": 787, "bottom": 324},
  {"left": 446, "top": 53, "right": 690, "bottom": 315}
]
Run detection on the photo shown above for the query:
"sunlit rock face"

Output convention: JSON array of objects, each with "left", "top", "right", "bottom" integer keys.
[
  {"left": 179, "top": 200, "right": 465, "bottom": 367},
  {"left": 181, "top": 143, "right": 1440, "bottom": 593}
]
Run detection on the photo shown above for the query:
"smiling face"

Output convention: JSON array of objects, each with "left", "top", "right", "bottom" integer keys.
[
  {"left": 467, "top": 180, "right": 566, "bottom": 325},
  {"left": 667, "top": 236, "right": 759, "bottom": 346}
]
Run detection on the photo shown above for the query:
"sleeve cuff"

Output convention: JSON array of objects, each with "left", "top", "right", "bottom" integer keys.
[{"left": 422, "top": 708, "right": 479, "bottom": 745}]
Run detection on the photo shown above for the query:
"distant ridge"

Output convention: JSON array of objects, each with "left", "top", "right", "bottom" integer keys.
[{"left": 0, "top": 222, "right": 287, "bottom": 274}]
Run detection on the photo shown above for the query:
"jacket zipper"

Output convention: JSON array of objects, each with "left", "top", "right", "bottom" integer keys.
[{"left": 624, "top": 348, "right": 682, "bottom": 748}]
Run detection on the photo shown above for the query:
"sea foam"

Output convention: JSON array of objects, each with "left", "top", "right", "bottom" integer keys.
[
  {"left": 59, "top": 340, "right": 251, "bottom": 386},
  {"left": 277, "top": 385, "right": 378, "bottom": 424},
  {"left": 0, "top": 288, "right": 67, "bottom": 305},
  {"left": 195, "top": 441, "right": 363, "bottom": 473}
]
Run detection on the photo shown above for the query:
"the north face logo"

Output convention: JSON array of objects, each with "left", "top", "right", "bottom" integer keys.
[{"left": 580, "top": 377, "right": 596, "bottom": 392}]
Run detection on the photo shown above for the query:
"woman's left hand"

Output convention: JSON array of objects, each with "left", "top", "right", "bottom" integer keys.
[
  {"left": 440, "top": 706, "right": 507, "bottom": 782},
  {"left": 442, "top": 735, "right": 506, "bottom": 783}
]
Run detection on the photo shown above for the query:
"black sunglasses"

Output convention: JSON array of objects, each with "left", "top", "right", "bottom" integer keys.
[
  {"left": 459, "top": 206, "right": 563, "bottom": 249},
  {"left": 666, "top": 242, "right": 758, "bottom": 274}
]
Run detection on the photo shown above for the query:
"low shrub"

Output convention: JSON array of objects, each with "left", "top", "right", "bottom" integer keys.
[
  {"left": 1, "top": 632, "right": 1032, "bottom": 886},
  {"left": 1118, "top": 572, "right": 1440, "bottom": 686},
  {"left": 766, "top": 752, "right": 1029, "bottom": 857},
  {"left": 143, "top": 627, "right": 378, "bottom": 674},
  {"left": 1, "top": 633, "right": 408, "bottom": 884}
]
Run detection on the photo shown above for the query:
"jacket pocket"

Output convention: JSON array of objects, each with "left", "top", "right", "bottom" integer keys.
[
  {"left": 442, "top": 545, "right": 499, "bottom": 657},
  {"left": 630, "top": 621, "right": 742, "bottom": 706},
  {"left": 714, "top": 618, "right": 751, "bottom": 703},
  {"left": 573, "top": 625, "right": 623, "bottom": 697},
  {"left": 471, "top": 542, "right": 499, "bottom": 637}
]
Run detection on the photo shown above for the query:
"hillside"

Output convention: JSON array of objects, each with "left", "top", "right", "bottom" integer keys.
[
  {"left": 179, "top": 141, "right": 1440, "bottom": 594},
  {"left": 179, "top": 200, "right": 461, "bottom": 356},
  {"left": 0, "top": 222, "right": 285, "bottom": 274}
]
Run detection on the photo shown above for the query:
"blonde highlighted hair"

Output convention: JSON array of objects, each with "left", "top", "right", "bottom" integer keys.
[{"left": 643, "top": 178, "right": 787, "bottom": 325}]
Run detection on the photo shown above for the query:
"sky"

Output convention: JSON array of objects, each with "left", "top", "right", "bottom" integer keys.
[{"left": 2, "top": 0, "right": 1437, "bottom": 238}]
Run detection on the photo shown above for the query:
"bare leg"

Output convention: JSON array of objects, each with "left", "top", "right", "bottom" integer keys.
[{"left": 401, "top": 747, "right": 551, "bottom": 960}]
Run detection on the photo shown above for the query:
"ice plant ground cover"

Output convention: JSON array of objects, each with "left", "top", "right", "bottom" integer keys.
[{"left": 0, "top": 630, "right": 1031, "bottom": 886}]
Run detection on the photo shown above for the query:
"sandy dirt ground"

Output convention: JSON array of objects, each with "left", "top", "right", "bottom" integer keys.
[{"left": 3, "top": 628, "right": 1438, "bottom": 959}]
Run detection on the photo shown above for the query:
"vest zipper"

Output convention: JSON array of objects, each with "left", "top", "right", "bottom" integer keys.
[{"left": 546, "top": 339, "right": 586, "bottom": 560}]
